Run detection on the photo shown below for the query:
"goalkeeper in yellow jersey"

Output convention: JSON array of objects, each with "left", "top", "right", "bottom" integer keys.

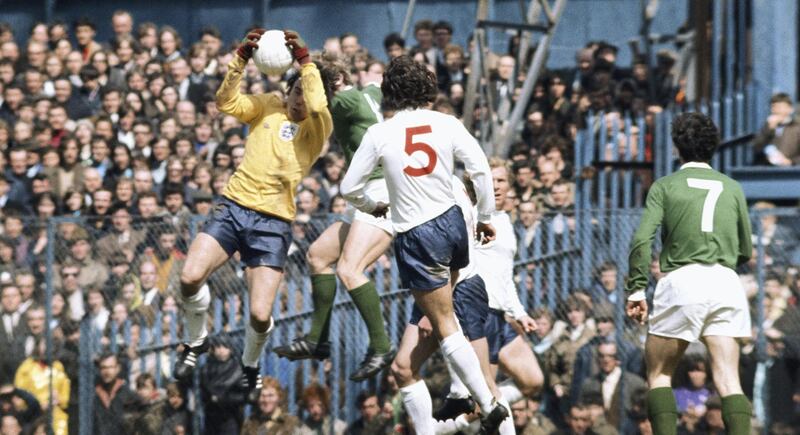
[{"left": 173, "top": 28, "right": 334, "bottom": 402}]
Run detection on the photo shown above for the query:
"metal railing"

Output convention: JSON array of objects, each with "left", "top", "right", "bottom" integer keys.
[{"left": 13, "top": 205, "right": 791, "bottom": 433}]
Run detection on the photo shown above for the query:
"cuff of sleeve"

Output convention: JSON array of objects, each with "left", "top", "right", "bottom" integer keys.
[
  {"left": 300, "top": 61, "right": 317, "bottom": 74},
  {"left": 627, "top": 290, "right": 646, "bottom": 302},
  {"left": 764, "top": 145, "right": 779, "bottom": 156},
  {"left": 478, "top": 213, "right": 492, "bottom": 224},
  {"left": 229, "top": 55, "right": 247, "bottom": 71},
  {"left": 362, "top": 197, "right": 377, "bottom": 213}
]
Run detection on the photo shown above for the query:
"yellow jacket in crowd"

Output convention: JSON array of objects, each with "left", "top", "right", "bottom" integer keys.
[{"left": 14, "top": 358, "right": 71, "bottom": 435}]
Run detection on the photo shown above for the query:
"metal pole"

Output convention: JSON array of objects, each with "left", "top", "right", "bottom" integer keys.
[
  {"left": 725, "top": 0, "right": 735, "bottom": 97},
  {"left": 462, "top": 0, "right": 491, "bottom": 131},
  {"left": 736, "top": 0, "right": 747, "bottom": 89},
  {"left": 711, "top": 0, "right": 722, "bottom": 103},
  {"left": 516, "top": 0, "right": 543, "bottom": 75},
  {"left": 495, "top": 0, "right": 567, "bottom": 157},
  {"left": 400, "top": 0, "right": 418, "bottom": 40},
  {"left": 640, "top": 0, "right": 659, "bottom": 66},
  {"left": 45, "top": 218, "right": 55, "bottom": 432}
]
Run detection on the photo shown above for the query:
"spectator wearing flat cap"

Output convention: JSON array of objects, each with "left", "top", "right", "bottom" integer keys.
[{"left": 58, "top": 227, "right": 108, "bottom": 291}]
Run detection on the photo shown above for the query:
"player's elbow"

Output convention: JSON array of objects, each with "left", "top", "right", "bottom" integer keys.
[{"left": 215, "top": 96, "right": 230, "bottom": 114}]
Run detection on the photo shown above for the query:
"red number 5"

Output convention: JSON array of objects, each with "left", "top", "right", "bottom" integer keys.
[{"left": 403, "top": 125, "right": 437, "bottom": 177}]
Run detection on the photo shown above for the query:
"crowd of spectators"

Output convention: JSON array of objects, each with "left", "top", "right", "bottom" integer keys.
[{"left": 0, "top": 7, "right": 798, "bottom": 435}]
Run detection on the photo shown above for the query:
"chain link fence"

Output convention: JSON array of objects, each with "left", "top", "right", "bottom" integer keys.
[{"left": 0, "top": 205, "right": 792, "bottom": 434}]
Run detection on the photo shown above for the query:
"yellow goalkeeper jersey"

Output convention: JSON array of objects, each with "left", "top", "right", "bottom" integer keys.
[{"left": 216, "top": 56, "right": 332, "bottom": 221}]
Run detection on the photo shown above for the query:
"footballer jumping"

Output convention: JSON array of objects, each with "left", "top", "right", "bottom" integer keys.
[
  {"left": 274, "top": 58, "right": 396, "bottom": 381},
  {"left": 626, "top": 113, "right": 753, "bottom": 435},
  {"left": 340, "top": 56, "right": 508, "bottom": 434},
  {"left": 436, "top": 158, "right": 544, "bottom": 424},
  {"left": 173, "top": 29, "right": 335, "bottom": 402}
]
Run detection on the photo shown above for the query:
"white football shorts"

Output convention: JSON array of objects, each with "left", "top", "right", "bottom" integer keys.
[
  {"left": 649, "top": 263, "right": 751, "bottom": 342},
  {"left": 343, "top": 178, "right": 394, "bottom": 235}
]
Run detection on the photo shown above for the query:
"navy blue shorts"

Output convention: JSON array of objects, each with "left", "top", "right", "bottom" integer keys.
[
  {"left": 485, "top": 309, "right": 520, "bottom": 364},
  {"left": 394, "top": 205, "right": 469, "bottom": 291},
  {"left": 453, "top": 275, "right": 489, "bottom": 340},
  {"left": 202, "top": 198, "right": 292, "bottom": 269},
  {"left": 408, "top": 274, "right": 489, "bottom": 341}
]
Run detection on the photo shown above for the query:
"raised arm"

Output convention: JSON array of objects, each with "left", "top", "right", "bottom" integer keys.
[
  {"left": 215, "top": 29, "right": 267, "bottom": 124},
  {"left": 285, "top": 30, "right": 333, "bottom": 158},
  {"left": 296, "top": 62, "right": 333, "bottom": 154}
]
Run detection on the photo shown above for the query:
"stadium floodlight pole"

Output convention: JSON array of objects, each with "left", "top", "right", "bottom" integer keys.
[
  {"left": 462, "top": 0, "right": 490, "bottom": 135},
  {"left": 515, "top": 0, "right": 544, "bottom": 77},
  {"left": 400, "top": 0, "right": 418, "bottom": 40},
  {"left": 495, "top": 0, "right": 567, "bottom": 158}
]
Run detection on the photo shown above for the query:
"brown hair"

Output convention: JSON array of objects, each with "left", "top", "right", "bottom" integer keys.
[{"left": 301, "top": 383, "right": 331, "bottom": 413}]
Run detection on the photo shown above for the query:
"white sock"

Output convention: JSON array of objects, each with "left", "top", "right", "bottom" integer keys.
[
  {"left": 242, "top": 317, "right": 273, "bottom": 368},
  {"left": 498, "top": 379, "right": 524, "bottom": 404},
  {"left": 400, "top": 380, "right": 434, "bottom": 435},
  {"left": 497, "top": 398, "right": 515, "bottom": 435},
  {"left": 465, "top": 418, "right": 480, "bottom": 434},
  {"left": 180, "top": 284, "right": 210, "bottom": 347},
  {"left": 433, "top": 420, "right": 459, "bottom": 435},
  {"left": 433, "top": 413, "right": 474, "bottom": 435},
  {"left": 454, "top": 415, "right": 472, "bottom": 432},
  {"left": 445, "top": 356, "right": 470, "bottom": 399},
  {"left": 440, "top": 332, "right": 494, "bottom": 414}
]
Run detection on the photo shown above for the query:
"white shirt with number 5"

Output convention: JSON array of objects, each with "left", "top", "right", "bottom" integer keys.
[{"left": 340, "top": 109, "right": 495, "bottom": 233}]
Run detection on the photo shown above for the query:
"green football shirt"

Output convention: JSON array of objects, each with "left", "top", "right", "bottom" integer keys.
[
  {"left": 330, "top": 84, "right": 383, "bottom": 180},
  {"left": 626, "top": 162, "right": 753, "bottom": 294}
]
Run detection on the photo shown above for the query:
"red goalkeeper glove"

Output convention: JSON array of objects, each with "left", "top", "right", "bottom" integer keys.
[
  {"left": 235, "top": 28, "right": 266, "bottom": 61},
  {"left": 284, "top": 30, "right": 310, "bottom": 65}
]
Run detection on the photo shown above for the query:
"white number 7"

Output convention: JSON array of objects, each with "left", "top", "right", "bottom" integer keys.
[{"left": 687, "top": 178, "right": 723, "bottom": 232}]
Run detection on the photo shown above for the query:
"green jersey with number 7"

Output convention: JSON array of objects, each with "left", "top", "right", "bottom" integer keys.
[{"left": 625, "top": 161, "right": 753, "bottom": 295}]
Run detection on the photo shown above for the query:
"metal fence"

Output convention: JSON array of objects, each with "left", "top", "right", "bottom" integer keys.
[
  {"left": 573, "top": 84, "right": 765, "bottom": 212},
  {"left": 2, "top": 204, "right": 784, "bottom": 433}
]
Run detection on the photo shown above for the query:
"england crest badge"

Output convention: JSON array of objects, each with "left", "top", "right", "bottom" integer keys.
[{"left": 279, "top": 121, "right": 299, "bottom": 141}]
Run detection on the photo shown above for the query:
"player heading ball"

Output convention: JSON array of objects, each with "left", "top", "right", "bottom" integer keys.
[{"left": 341, "top": 56, "right": 509, "bottom": 434}]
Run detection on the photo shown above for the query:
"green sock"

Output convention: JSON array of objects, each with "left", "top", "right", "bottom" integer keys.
[
  {"left": 349, "top": 281, "right": 391, "bottom": 354},
  {"left": 721, "top": 394, "right": 751, "bottom": 435},
  {"left": 647, "top": 387, "right": 678, "bottom": 435},
  {"left": 307, "top": 274, "right": 337, "bottom": 344}
]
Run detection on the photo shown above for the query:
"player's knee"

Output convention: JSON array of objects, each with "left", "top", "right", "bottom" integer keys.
[
  {"left": 712, "top": 370, "right": 742, "bottom": 397},
  {"left": 335, "top": 259, "right": 361, "bottom": 289},
  {"left": 249, "top": 305, "right": 271, "bottom": 325},
  {"left": 180, "top": 263, "right": 206, "bottom": 293},
  {"left": 306, "top": 245, "right": 330, "bottom": 274},
  {"left": 520, "top": 370, "right": 544, "bottom": 396},
  {"left": 520, "top": 376, "right": 543, "bottom": 397},
  {"left": 391, "top": 359, "right": 414, "bottom": 385}
]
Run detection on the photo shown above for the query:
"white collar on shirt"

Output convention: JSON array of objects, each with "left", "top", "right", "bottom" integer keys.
[
  {"left": 680, "top": 161, "right": 712, "bottom": 170},
  {"left": 602, "top": 366, "right": 623, "bottom": 408}
]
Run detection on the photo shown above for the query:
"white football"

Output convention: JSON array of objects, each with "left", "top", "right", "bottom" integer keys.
[{"left": 252, "top": 30, "right": 294, "bottom": 76}]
